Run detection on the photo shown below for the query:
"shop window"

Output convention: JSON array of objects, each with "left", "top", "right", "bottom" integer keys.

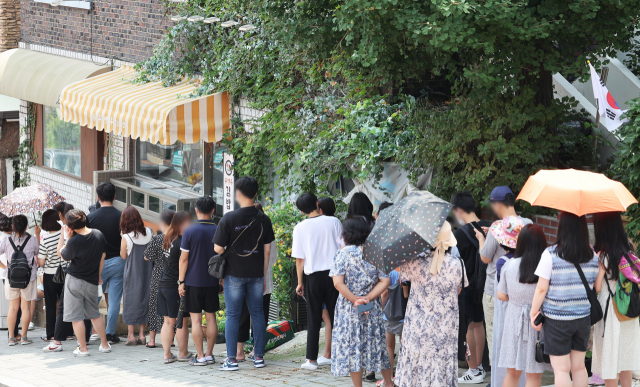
[
  {"left": 43, "top": 106, "right": 81, "bottom": 177},
  {"left": 136, "top": 140, "right": 204, "bottom": 193}
]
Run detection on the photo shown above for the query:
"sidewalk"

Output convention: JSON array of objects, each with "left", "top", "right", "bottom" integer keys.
[{"left": 0, "top": 327, "right": 353, "bottom": 387}]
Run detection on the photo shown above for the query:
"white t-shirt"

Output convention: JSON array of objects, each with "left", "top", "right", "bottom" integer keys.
[
  {"left": 123, "top": 228, "right": 153, "bottom": 255},
  {"left": 534, "top": 249, "right": 553, "bottom": 280},
  {"left": 292, "top": 215, "right": 343, "bottom": 275}
]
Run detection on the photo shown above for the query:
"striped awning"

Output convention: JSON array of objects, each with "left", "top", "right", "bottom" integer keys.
[
  {"left": 60, "top": 66, "right": 230, "bottom": 145},
  {"left": 0, "top": 48, "right": 110, "bottom": 108}
]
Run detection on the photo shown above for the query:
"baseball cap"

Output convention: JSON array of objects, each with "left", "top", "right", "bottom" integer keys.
[{"left": 490, "top": 186, "right": 514, "bottom": 202}]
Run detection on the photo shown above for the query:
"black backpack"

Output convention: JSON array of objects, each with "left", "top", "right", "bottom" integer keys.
[
  {"left": 7, "top": 234, "right": 33, "bottom": 289},
  {"left": 458, "top": 223, "right": 487, "bottom": 305}
]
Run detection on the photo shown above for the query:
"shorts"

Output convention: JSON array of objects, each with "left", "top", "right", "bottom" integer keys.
[
  {"left": 4, "top": 278, "right": 38, "bottom": 301},
  {"left": 462, "top": 288, "right": 484, "bottom": 323},
  {"left": 384, "top": 319, "right": 404, "bottom": 335},
  {"left": 185, "top": 285, "right": 220, "bottom": 314},
  {"left": 157, "top": 287, "right": 180, "bottom": 318},
  {"left": 63, "top": 275, "right": 100, "bottom": 322},
  {"left": 543, "top": 315, "right": 591, "bottom": 356}
]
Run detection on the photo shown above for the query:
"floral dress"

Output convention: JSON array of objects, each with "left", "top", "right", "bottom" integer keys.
[
  {"left": 144, "top": 234, "right": 165, "bottom": 333},
  {"left": 329, "top": 245, "right": 391, "bottom": 376},
  {"left": 396, "top": 252, "right": 467, "bottom": 387}
]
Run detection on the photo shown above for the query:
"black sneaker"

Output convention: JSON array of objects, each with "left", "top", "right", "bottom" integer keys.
[
  {"left": 106, "top": 334, "right": 120, "bottom": 344},
  {"left": 364, "top": 371, "right": 376, "bottom": 382}
]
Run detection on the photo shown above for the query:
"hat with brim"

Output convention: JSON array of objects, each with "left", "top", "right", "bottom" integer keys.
[{"left": 489, "top": 216, "right": 525, "bottom": 249}]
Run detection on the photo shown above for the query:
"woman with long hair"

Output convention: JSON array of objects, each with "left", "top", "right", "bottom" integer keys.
[
  {"left": 347, "top": 192, "right": 375, "bottom": 227},
  {"left": 497, "top": 224, "right": 551, "bottom": 387},
  {"left": 592, "top": 212, "right": 640, "bottom": 387},
  {"left": 395, "top": 221, "right": 467, "bottom": 386},
  {"left": 530, "top": 212, "right": 599, "bottom": 387},
  {"left": 119, "top": 206, "right": 153, "bottom": 345},
  {"left": 158, "top": 211, "right": 193, "bottom": 363},
  {"left": 144, "top": 209, "right": 175, "bottom": 348}
]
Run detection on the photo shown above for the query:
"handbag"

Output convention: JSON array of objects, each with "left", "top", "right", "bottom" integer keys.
[
  {"left": 52, "top": 263, "right": 66, "bottom": 284},
  {"left": 208, "top": 213, "right": 263, "bottom": 279},
  {"left": 535, "top": 331, "right": 551, "bottom": 364},
  {"left": 383, "top": 277, "right": 405, "bottom": 322},
  {"left": 574, "top": 262, "right": 603, "bottom": 325}
]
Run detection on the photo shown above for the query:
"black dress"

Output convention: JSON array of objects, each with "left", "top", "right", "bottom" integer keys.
[{"left": 144, "top": 234, "right": 165, "bottom": 332}]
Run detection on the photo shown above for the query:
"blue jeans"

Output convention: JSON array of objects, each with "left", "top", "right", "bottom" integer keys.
[
  {"left": 224, "top": 275, "right": 266, "bottom": 359},
  {"left": 100, "top": 257, "right": 125, "bottom": 335}
]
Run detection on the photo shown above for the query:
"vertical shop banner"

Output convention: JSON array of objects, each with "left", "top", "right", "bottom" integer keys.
[{"left": 223, "top": 152, "right": 235, "bottom": 215}]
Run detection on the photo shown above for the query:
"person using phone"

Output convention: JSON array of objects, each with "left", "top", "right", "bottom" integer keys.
[
  {"left": 329, "top": 217, "right": 393, "bottom": 387},
  {"left": 451, "top": 191, "right": 490, "bottom": 384}
]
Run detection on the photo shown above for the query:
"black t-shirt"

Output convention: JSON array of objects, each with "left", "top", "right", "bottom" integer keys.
[
  {"left": 213, "top": 206, "right": 275, "bottom": 278},
  {"left": 61, "top": 229, "right": 107, "bottom": 285},
  {"left": 159, "top": 236, "right": 181, "bottom": 289},
  {"left": 453, "top": 220, "right": 490, "bottom": 280},
  {"left": 87, "top": 206, "right": 122, "bottom": 259}
]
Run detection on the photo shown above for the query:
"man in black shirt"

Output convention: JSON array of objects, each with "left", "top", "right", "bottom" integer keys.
[
  {"left": 213, "top": 177, "right": 275, "bottom": 371},
  {"left": 86, "top": 182, "right": 122, "bottom": 344},
  {"left": 451, "top": 191, "right": 489, "bottom": 384}
]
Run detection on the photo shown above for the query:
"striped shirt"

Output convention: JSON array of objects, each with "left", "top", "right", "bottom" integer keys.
[
  {"left": 38, "top": 230, "right": 65, "bottom": 275},
  {"left": 535, "top": 245, "right": 599, "bottom": 320}
]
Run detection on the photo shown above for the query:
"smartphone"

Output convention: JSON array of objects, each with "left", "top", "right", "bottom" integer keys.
[
  {"left": 534, "top": 312, "right": 545, "bottom": 326},
  {"left": 357, "top": 303, "right": 374, "bottom": 314},
  {"left": 470, "top": 221, "right": 486, "bottom": 238}
]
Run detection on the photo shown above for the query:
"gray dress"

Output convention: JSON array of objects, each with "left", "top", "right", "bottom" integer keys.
[
  {"left": 122, "top": 229, "right": 153, "bottom": 325},
  {"left": 497, "top": 258, "right": 552, "bottom": 374}
]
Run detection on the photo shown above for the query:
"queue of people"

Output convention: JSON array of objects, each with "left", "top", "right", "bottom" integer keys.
[{"left": 3, "top": 177, "right": 640, "bottom": 387}]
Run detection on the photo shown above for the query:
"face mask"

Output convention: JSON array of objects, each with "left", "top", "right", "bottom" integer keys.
[{"left": 458, "top": 218, "right": 466, "bottom": 226}]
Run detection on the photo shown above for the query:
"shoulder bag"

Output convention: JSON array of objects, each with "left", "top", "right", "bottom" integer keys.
[
  {"left": 52, "top": 263, "right": 66, "bottom": 284},
  {"left": 383, "top": 275, "right": 404, "bottom": 322},
  {"left": 535, "top": 331, "right": 551, "bottom": 363},
  {"left": 208, "top": 212, "right": 263, "bottom": 279},
  {"left": 574, "top": 262, "right": 603, "bottom": 325}
]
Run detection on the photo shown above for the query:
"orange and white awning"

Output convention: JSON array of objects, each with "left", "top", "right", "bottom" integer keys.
[{"left": 60, "top": 66, "right": 230, "bottom": 145}]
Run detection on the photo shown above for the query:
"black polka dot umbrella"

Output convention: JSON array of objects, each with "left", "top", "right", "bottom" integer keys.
[{"left": 363, "top": 191, "right": 452, "bottom": 273}]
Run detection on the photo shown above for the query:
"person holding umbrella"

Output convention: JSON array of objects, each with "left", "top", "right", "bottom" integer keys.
[{"left": 394, "top": 220, "right": 467, "bottom": 386}]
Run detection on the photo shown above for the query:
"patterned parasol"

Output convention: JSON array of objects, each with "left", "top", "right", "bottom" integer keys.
[
  {"left": 363, "top": 191, "right": 452, "bottom": 273},
  {"left": 0, "top": 183, "right": 65, "bottom": 217}
]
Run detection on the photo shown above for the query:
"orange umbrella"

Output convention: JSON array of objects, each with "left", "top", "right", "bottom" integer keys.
[{"left": 517, "top": 169, "right": 637, "bottom": 216}]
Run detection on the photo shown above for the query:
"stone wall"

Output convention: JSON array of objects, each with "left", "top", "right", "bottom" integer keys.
[{"left": 0, "top": 0, "right": 20, "bottom": 52}]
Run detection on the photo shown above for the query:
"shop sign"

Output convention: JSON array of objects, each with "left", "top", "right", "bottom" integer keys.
[{"left": 223, "top": 152, "right": 235, "bottom": 215}]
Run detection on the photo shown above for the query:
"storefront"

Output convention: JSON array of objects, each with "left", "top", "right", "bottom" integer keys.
[
  {"left": 0, "top": 47, "right": 231, "bottom": 221},
  {"left": 59, "top": 66, "right": 231, "bottom": 222}
]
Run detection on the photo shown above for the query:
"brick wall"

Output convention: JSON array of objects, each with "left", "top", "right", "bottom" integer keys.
[
  {"left": 29, "top": 166, "right": 93, "bottom": 212},
  {"left": 20, "top": 0, "right": 173, "bottom": 63},
  {"left": 0, "top": 0, "right": 20, "bottom": 51}
]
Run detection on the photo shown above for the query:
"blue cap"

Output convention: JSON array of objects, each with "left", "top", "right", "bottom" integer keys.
[{"left": 490, "top": 186, "right": 514, "bottom": 202}]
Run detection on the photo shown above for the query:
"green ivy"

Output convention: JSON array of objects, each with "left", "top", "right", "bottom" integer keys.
[{"left": 17, "top": 102, "right": 37, "bottom": 187}]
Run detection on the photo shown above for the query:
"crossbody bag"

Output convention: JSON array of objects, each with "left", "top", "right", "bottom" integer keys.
[{"left": 208, "top": 213, "right": 263, "bottom": 279}]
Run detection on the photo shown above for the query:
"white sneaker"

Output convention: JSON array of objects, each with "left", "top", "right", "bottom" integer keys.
[
  {"left": 316, "top": 356, "right": 331, "bottom": 366},
  {"left": 28, "top": 322, "right": 34, "bottom": 331},
  {"left": 458, "top": 370, "right": 484, "bottom": 384},
  {"left": 98, "top": 343, "right": 112, "bottom": 353},
  {"left": 300, "top": 360, "right": 318, "bottom": 370},
  {"left": 89, "top": 334, "right": 100, "bottom": 342},
  {"left": 73, "top": 347, "right": 90, "bottom": 357},
  {"left": 43, "top": 342, "right": 63, "bottom": 352}
]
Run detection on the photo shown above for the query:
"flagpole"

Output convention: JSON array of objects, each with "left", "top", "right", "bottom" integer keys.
[{"left": 593, "top": 65, "right": 609, "bottom": 151}]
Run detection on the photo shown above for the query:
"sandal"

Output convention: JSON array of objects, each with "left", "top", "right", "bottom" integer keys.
[
  {"left": 8, "top": 337, "right": 17, "bottom": 346},
  {"left": 146, "top": 343, "right": 157, "bottom": 348},
  {"left": 164, "top": 354, "right": 178, "bottom": 364},
  {"left": 177, "top": 352, "right": 194, "bottom": 362},
  {"left": 137, "top": 337, "right": 146, "bottom": 345},
  {"left": 125, "top": 339, "right": 138, "bottom": 346},
  {"left": 21, "top": 337, "right": 33, "bottom": 345}
]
